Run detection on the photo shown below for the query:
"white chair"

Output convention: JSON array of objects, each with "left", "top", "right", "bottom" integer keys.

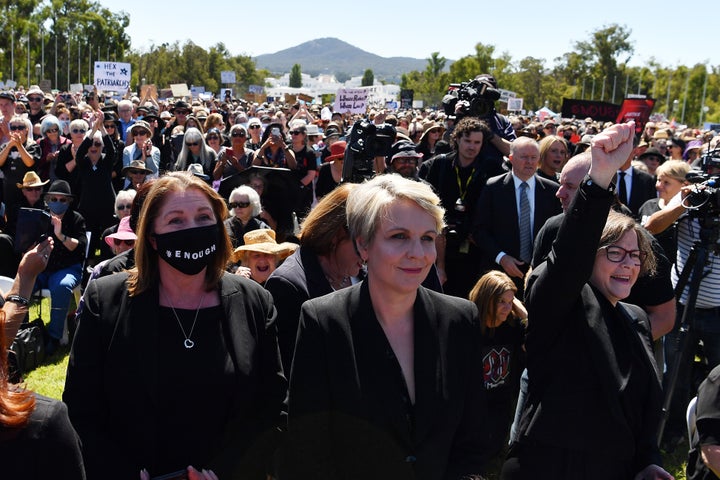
[
  {"left": 687, "top": 395, "right": 698, "bottom": 449},
  {"left": 34, "top": 231, "right": 92, "bottom": 345}
]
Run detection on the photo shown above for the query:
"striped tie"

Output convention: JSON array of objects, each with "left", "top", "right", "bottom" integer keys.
[{"left": 519, "top": 182, "right": 532, "bottom": 263}]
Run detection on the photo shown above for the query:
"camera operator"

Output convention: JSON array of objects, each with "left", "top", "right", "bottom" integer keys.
[
  {"left": 644, "top": 153, "right": 720, "bottom": 448},
  {"left": 442, "top": 74, "right": 516, "bottom": 165},
  {"left": 421, "top": 117, "right": 505, "bottom": 298}
]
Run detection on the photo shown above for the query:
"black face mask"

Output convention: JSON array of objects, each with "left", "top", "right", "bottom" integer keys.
[{"left": 153, "top": 224, "right": 219, "bottom": 275}]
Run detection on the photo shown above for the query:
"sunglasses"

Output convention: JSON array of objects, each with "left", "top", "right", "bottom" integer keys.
[
  {"left": 104, "top": 124, "right": 116, "bottom": 129},
  {"left": 113, "top": 238, "right": 135, "bottom": 247},
  {"left": 127, "top": 170, "right": 146, "bottom": 175},
  {"left": 24, "top": 186, "right": 43, "bottom": 192},
  {"left": 231, "top": 132, "right": 246, "bottom": 138},
  {"left": 28, "top": 96, "right": 44, "bottom": 102},
  {"left": 186, "top": 142, "right": 199, "bottom": 147},
  {"left": 248, "top": 125, "right": 261, "bottom": 129},
  {"left": 207, "top": 135, "right": 219, "bottom": 140},
  {"left": 116, "top": 203, "right": 133, "bottom": 211},
  {"left": 131, "top": 130, "right": 148, "bottom": 136},
  {"left": 290, "top": 130, "right": 304, "bottom": 135},
  {"left": 93, "top": 141, "right": 103, "bottom": 147},
  {"left": 174, "top": 110, "right": 189, "bottom": 115},
  {"left": 71, "top": 128, "right": 87, "bottom": 134},
  {"left": 47, "top": 196, "right": 69, "bottom": 203},
  {"left": 229, "top": 201, "right": 251, "bottom": 208},
  {"left": 46, "top": 128, "right": 59, "bottom": 134},
  {"left": 9, "top": 124, "right": 27, "bottom": 131}
]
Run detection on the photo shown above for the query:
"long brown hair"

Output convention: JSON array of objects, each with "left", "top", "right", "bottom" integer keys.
[
  {"left": 299, "top": 183, "right": 356, "bottom": 256},
  {"left": 0, "top": 311, "right": 36, "bottom": 428},
  {"left": 469, "top": 270, "right": 518, "bottom": 335},
  {"left": 127, "top": 172, "right": 232, "bottom": 296}
]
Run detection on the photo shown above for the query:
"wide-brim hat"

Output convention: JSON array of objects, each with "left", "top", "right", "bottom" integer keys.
[
  {"left": 17, "top": 171, "right": 49, "bottom": 189},
  {"left": 232, "top": 229, "right": 299, "bottom": 263},
  {"left": 143, "top": 112, "right": 166, "bottom": 130},
  {"left": 121, "top": 160, "right": 153, "bottom": 176},
  {"left": 128, "top": 120, "right": 152, "bottom": 136},
  {"left": 187, "top": 163, "right": 210, "bottom": 181},
  {"left": 418, "top": 121, "right": 444, "bottom": 143},
  {"left": 170, "top": 100, "right": 191, "bottom": 113},
  {"left": 45, "top": 179, "right": 74, "bottom": 198},
  {"left": 104, "top": 216, "right": 137, "bottom": 248},
  {"left": 326, "top": 141, "right": 347, "bottom": 162}
]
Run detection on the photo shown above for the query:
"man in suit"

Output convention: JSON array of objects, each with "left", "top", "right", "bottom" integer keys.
[
  {"left": 472, "top": 137, "right": 561, "bottom": 292},
  {"left": 616, "top": 140, "right": 657, "bottom": 218}
]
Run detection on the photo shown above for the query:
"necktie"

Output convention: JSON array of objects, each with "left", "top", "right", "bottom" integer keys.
[
  {"left": 519, "top": 182, "right": 532, "bottom": 263},
  {"left": 618, "top": 171, "right": 628, "bottom": 206}
]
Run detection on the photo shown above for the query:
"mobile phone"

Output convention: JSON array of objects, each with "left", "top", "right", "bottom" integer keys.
[
  {"left": 14, "top": 208, "right": 52, "bottom": 254},
  {"left": 150, "top": 470, "right": 189, "bottom": 480},
  {"left": 271, "top": 127, "right": 280, "bottom": 137}
]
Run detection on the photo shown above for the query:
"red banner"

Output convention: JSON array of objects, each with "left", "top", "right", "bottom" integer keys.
[
  {"left": 561, "top": 99, "right": 621, "bottom": 123},
  {"left": 616, "top": 98, "right": 656, "bottom": 136}
]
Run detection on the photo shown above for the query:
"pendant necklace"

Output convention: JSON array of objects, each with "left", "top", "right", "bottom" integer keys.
[{"left": 163, "top": 291, "right": 206, "bottom": 349}]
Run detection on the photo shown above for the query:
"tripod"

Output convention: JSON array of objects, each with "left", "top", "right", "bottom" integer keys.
[{"left": 657, "top": 222, "right": 719, "bottom": 444}]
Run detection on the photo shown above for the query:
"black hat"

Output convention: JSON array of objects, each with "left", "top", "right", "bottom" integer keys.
[
  {"left": 638, "top": 147, "right": 665, "bottom": 161},
  {"left": 103, "top": 111, "right": 118, "bottom": 123},
  {"left": 170, "top": 100, "right": 191, "bottom": 113},
  {"left": 45, "top": 179, "right": 74, "bottom": 198},
  {"left": 0, "top": 91, "right": 16, "bottom": 102}
]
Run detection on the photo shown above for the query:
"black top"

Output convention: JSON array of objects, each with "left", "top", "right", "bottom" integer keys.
[
  {"left": 1, "top": 142, "right": 41, "bottom": 208},
  {"left": 0, "top": 393, "right": 86, "bottom": 479},
  {"left": 314, "top": 162, "right": 339, "bottom": 200},
  {"left": 47, "top": 210, "right": 87, "bottom": 272},
  {"left": 223, "top": 216, "right": 270, "bottom": 249},
  {"left": 74, "top": 135, "right": 117, "bottom": 230},
  {"left": 688, "top": 364, "right": 720, "bottom": 480}
]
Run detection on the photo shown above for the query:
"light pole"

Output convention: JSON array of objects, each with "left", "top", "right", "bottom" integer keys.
[
  {"left": 35, "top": 63, "right": 41, "bottom": 84},
  {"left": 672, "top": 99, "right": 679, "bottom": 120}
]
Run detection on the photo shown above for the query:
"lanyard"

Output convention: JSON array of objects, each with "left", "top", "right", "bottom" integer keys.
[{"left": 454, "top": 165, "right": 475, "bottom": 202}]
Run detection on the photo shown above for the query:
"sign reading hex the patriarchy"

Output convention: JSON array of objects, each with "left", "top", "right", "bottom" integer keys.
[{"left": 94, "top": 61, "right": 132, "bottom": 92}]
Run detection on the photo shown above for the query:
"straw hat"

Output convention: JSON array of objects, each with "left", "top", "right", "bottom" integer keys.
[
  {"left": 232, "top": 229, "right": 298, "bottom": 263},
  {"left": 17, "top": 171, "right": 49, "bottom": 189}
]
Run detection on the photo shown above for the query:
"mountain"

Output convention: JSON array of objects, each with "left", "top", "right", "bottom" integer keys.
[{"left": 253, "top": 37, "right": 428, "bottom": 82}]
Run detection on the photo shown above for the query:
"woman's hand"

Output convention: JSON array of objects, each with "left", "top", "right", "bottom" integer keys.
[
  {"left": 588, "top": 121, "right": 635, "bottom": 189},
  {"left": 634, "top": 463, "right": 674, "bottom": 480},
  {"left": 51, "top": 213, "right": 63, "bottom": 237},
  {"left": 19, "top": 237, "right": 53, "bottom": 277},
  {"left": 234, "top": 266, "right": 252, "bottom": 279}
]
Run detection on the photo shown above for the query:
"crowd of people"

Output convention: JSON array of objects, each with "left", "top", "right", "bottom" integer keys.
[{"left": 1, "top": 75, "right": 720, "bottom": 479}]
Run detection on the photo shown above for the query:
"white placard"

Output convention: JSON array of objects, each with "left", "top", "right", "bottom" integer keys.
[
  {"left": 93, "top": 61, "right": 132, "bottom": 92},
  {"left": 334, "top": 88, "right": 369, "bottom": 114},
  {"left": 507, "top": 97, "right": 524, "bottom": 111},
  {"left": 221, "top": 71, "right": 236, "bottom": 84}
]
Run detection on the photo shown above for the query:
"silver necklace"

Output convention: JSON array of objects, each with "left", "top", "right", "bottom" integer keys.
[{"left": 163, "top": 291, "right": 206, "bottom": 349}]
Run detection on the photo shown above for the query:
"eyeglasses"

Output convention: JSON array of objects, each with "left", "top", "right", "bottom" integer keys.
[
  {"left": 131, "top": 130, "right": 148, "bottom": 136},
  {"left": 186, "top": 142, "right": 199, "bottom": 147},
  {"left": 118, "top": 108, "right": 132, "bottom": 113},
  {"left": 231, "top": 132, "right": 246, "bottom": 138},
  {"left": 46, "top": 128, "right": 59, "bottom": 134},
  {"left": 393, "top": 157, "right": 418, "bottom": 165},
  {"left": 248, "top": 125, "right": 261, "bottom": 129},
  {"left": 28, "top": 96, "right": 44, "bottom": 102},
  {"left": 24, "top": 186, "right": 42, "bottom": 192},
  {"left": 9, "top": 124, "right": 26, "bottom": 131},
  {"left": 104, "top": 124, "right": 116, "bottom": 129},
  {"left": 113, "top": 238, "right": 135, "bottom": 247},
  {"left": 71, "top": 128, "right": 87, "bottom": 134},
  {"left": 93, "top": 141, "right": 103, "bottom": 147},
  {"left": 600, "top": 245, "right": 647, "bottom": 266},
  {"left": 116, "top": 203, "right": 133, "bottom": 211},
  {"left": 47, "top": 196, "right": 69, "bottom": 203},
  {"left": 229, "top": 201, "right": 251, "bottom": 208},
  {"left": 128, "top": 170, "right": 146, "bottom": 175},
  {"left": 290, "top": 130, "right": 304, "bottom": 135}
]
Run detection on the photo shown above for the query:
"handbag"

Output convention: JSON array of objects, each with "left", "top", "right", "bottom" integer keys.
[{"left": 8, "top": 318, "right": 47, "bottom": 383}]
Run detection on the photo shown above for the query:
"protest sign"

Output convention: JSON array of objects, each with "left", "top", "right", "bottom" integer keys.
[
  {"left": 334, "top": 88, "right": 368, "bottom": 114},
  {"left": 94, "top": 61, "right": 131, "bottom": 92}
]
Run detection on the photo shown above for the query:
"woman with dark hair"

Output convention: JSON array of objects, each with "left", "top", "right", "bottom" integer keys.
[
  {"left": 501, "top": 123, "right": 672, "bottom": 480},
  {"left": 287, "top": 123, "right": 317, "bottom": 219},
  {"left": 0, "top": 239, "right": 86, "bottom": 479},
  {"left": 415, "top": 121, "right": 445, "bottom": 161},
  {"left": 212, "top": 125, "right": 254, "bottom": 181},
  {"left": 253, "top": 122, "right": 296, "bottom": 169},
  {"left": 64, "top": 171, "right": 286, "bottom": 480}
]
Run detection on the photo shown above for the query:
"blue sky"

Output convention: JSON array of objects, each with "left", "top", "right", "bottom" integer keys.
[{"left": 100, "top": 0, "right": 719, "bottom": 69}]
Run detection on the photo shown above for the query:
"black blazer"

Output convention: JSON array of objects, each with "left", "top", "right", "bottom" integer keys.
[
  {"left": 514, "top": 181, "right": 663, "bottom": 475},
  {"left": 284, "top": 281, "right": 490, "bottom": 480},
  {"left": 472, "top": 172, "right": 561, "bottom": 273},
  {"left": 624, "top": 166, "right": 657, "bottom": 217},
  {"left": 63, "top": 272, "right": 286, "bottom": 480}
]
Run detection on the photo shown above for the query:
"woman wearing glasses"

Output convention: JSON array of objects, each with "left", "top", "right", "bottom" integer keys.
[
  {"left": 0, "top": 116, "right": 40, "bottom": 209},
  {"left": 55, "top": 118, "right": 89, "bottom": 189},
  {"left": 36, "top": 180, "right": 88, "bottom": 355},
  {"left": 37, "top": 115, "right": 71, "bottom": 182},
  {"left": 174, "top": 127, "right": 217, "bottom": 178},
  {"left": 223, "top": 185, "right": 269, "bottom": 249},
  {"left": 212, "top": 125, "right": 254, "bottom": 181},
  {"left": 501, "top": 123, "right": 672, "bottom": 480},
  {"left": 122, "top": 120, "right": 160, "bottom": 185}
]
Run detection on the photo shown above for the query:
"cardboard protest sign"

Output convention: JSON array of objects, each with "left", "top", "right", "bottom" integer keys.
[
  {"left": 334, "top": 88, "right": 368, "bottom": 114},
  {"left": 170, "top": 83, "right": 191, "bottom": 98}
]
